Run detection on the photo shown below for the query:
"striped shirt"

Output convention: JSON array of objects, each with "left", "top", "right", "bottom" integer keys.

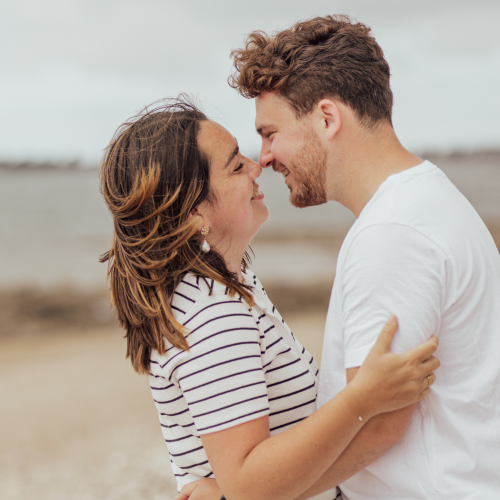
[{"left": 148, "top": 269, "right": 321, "bottom": 491}]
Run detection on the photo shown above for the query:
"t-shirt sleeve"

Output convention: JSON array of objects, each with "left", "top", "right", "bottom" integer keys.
[
  {"left": 172, "top": 297, "right": 269, "bottom": 435},
  {"left": 341, "top": 223, "right": 448, "bottom": 369}
]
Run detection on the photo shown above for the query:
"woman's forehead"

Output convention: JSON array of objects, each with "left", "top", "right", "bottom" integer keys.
[{"left": 198, "top": 120, "right": 238, "bottom": 169}]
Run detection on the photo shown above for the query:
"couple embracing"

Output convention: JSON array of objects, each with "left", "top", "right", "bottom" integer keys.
[{"left": 100, "top": 15, "right": 500, "bottom": 500}]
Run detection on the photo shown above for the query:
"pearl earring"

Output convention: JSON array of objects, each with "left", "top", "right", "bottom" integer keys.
[{"left": 200, "top": 226, "right": 210, "bottom": 253}]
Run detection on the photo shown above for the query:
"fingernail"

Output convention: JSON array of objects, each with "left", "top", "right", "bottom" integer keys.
[{"left": 388, "top": 314, "right": 396, "bottom": 324}]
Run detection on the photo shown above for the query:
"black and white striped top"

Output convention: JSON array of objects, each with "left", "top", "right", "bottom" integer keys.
[{"left": 148, "top": 269, "right": 320, "bottom": 491}]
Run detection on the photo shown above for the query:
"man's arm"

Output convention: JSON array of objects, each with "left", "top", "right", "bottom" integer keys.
[
  {"left": 296, "top": 368, "right": 417, "bottom": 499},
  {"left": 297, "top": 223, "right": 446, "bottom": 498},
  {"left": 330, "top": 367, "right": 416, "bottom": 480}
]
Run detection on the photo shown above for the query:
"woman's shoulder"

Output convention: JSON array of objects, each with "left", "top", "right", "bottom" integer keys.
[
  {"left": 242, "top": 268, "right": 267, "bottom": 295},
  {"left": 170, "top": 273, "right": 250, "bottom": 322},
  {"left": 150, "top": 273, "right": 260, "bottom": 375}
]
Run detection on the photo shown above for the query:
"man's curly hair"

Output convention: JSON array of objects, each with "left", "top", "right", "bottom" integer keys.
[{"left": 230, "top": 15, "right": 393, "bottom": 128}]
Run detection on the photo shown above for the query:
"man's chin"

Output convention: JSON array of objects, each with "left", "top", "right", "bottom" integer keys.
[
  {"left": 290, "top": 193, "right": 327, "bottom": 209},
  {"left": 290, "top": 195, "right": 309, "bottom": 208}
]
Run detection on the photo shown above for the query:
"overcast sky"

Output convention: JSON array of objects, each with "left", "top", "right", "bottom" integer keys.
[{"left": 1, "top": 0, "right": 499, "bottom": 163}]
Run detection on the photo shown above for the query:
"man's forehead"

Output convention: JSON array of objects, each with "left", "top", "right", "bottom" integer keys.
[
  {"left": 256, "top": 91, "right": 288, "bottom": 110},
  {"left": 255, "top": 92, "right": 293, "bottom": 131}
]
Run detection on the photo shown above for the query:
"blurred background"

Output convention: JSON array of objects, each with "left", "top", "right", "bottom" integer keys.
[{"left": 1, "top": 0, "right": 499, "bottom": 498}]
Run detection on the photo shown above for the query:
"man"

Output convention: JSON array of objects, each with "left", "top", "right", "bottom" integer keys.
[{"left": 230, "top": 15, "right": 500, "bottom": 499}]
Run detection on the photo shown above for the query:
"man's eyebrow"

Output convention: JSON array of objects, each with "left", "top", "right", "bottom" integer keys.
[
  {"left": 256, "top": 125, "right": 270, "bottom": 136},
  {"left": 224, "top": 142, "right": 239, "bottom": 169},
  {"left": 257, "top": 125, "right": 268, "bottom": 135}
]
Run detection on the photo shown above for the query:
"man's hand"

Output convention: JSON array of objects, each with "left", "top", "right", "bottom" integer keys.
[{"left": 174, "top": 478, "right": 221, "bottom": 500}]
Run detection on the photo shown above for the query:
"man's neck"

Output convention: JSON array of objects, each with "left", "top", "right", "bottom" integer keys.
[{"left": 329, "top": 123, "right": 422, "bottom": 218}]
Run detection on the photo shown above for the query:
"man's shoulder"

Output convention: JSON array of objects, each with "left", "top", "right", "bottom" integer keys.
[
  {"left": 338, "top": 221, "right": 449, "bottom": 282},
  {"left": 359, "top": 161, "right": 452, "bottom": 223},
  {"left": 347, "top": 160, "right": 485, "bottom": 255}
]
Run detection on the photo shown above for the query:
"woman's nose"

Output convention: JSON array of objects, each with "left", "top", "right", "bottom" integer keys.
[{"left": 250, "top": 160, "right": 263, "bottom": 179}]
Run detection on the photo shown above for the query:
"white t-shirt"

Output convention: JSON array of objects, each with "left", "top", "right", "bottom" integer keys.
[
  {"left": 318, "top": 161, "right": 500, "bottom": 499},
  {"left": 149, "top": 270, "right": 338, "bottom": 500}
]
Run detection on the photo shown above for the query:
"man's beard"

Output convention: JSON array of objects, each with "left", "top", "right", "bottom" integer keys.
[{"left": 284, "top": 130, "right": 328, "bottom": 209}]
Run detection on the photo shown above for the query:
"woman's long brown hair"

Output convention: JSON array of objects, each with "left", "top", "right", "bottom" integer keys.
[{"left": 100, "top": 99, "right": 254, "bottom": 374}]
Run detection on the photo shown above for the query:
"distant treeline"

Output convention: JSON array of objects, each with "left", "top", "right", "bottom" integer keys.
[
  {"left": 0, "top": 160, "right": 95, "bottom": 170},
  {"left": 1, "top": 150, "right": 499, "bottom": 170}
]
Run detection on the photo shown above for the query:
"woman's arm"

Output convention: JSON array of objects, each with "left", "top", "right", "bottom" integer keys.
[
  {"left": 191, "top": 316, "right": 438, "bottom": 500},
  {"left": 178, "top": 406, "right": 418, "bottom": 500}
]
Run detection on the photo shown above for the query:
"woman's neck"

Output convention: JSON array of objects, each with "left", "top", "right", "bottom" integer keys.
[{"left": 212, "top": 240, "right": 246, "bottom": 282}]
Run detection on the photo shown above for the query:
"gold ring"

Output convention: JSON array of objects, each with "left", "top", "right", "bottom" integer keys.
[{"left": 427, "top": 374, "right": 434, "bottom": 387}]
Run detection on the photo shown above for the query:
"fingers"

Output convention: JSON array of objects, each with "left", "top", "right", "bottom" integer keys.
[
  {"left": 418, "top": 386, "right": 431, "bottom": 400},
  {"left": 375, "top": 314, "right": 399, "bottom": 350},
  {"left": 413, "top": 373, "right": 436, "bottom": 403},
  {"left": 418, "top": 372, "right": 436, "bottom": 398},
  {"left": 176, "top": 479, "right": 221, "bottom": 500},
  {"left": 175, "top": 482, "right": 197, "bottom": 500},
  {"left": 404, "top": 335, "right": 439, "bottom": 362},
  {"left": 421, "top": 355, "right": 440, "bottom": 374}
]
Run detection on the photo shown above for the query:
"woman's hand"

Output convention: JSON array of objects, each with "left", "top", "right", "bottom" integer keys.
[
  {"left": 344, "top": 315, "right": 440, "bottom": 419},
  {"left": 174, "top": 478, "right": 221, "bottom": 500}
]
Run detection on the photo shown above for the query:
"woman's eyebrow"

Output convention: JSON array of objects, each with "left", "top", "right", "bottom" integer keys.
[{"left": 224, "top": 142, "right": 239, "bottom": 168}]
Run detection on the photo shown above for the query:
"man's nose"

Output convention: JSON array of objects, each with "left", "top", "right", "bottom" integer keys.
[{"left": 259, "top": 143, "right": 274, "bottom": 169}]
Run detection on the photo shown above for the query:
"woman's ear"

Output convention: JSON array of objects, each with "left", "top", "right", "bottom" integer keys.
[{"left": 189, "top": 203, "right": 209, "bottom": 232}]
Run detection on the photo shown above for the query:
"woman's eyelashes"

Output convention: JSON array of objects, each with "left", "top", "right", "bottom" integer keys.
[{"left": 234, "top": 162, "right": 244, "bottom": 172}]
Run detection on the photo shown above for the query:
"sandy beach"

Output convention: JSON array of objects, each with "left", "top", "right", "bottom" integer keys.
[
  {"left": 1, "top": 227, "right": 499, "bottom": 499},
  {"left": 0, "top": 297, "right": 328, "bottom": 500}
]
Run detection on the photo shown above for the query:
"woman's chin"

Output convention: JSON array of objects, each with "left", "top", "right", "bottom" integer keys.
[
  {"left": 258, "top": 206, "right": 270, "bottom": 228},
  {"left": 263, "top": 203, "right": 270, "bottom": 220}
]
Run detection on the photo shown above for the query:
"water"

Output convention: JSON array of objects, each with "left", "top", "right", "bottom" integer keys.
[{"left": 1, "top": 153, "right": 498, "bottom": 289}]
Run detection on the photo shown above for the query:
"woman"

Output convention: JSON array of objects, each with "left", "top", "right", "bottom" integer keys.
[{"left": 100, "top": 99, "right": 439, "bottom": 500}]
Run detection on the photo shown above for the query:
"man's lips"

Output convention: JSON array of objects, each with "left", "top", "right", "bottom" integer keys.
[{"left": 272, "top": 164, "right": 290, "bottom": 179}]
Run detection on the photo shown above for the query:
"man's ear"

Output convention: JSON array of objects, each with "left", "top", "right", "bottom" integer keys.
[{"left": 315, "top": 99, "right": 342, "bottom": 141}]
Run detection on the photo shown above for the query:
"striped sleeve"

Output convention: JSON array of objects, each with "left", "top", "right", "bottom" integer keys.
[{"left": 172, "top": 296, "right": 270, "bottom": 435}]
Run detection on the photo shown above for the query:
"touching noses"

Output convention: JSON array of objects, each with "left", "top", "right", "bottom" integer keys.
[
  {"left": 259, "top": 140, "right": 274, "bottom": 169},
  {"left": 250, "top": 160, "right": 263, "bottom": 180}
]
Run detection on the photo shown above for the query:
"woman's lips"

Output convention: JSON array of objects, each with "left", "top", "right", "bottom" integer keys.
[{"left": 251, "top": 186, "right": 264, "bottom": 200}]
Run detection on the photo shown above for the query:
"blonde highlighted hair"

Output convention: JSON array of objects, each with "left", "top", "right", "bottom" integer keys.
[{"left": 100, "top": 99, "right": 254, "bottom": 374}]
